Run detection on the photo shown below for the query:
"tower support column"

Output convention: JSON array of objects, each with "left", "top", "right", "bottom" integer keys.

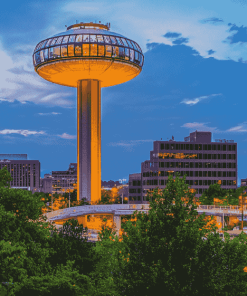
[{"left": 77, "top": 79, "right": 101, "bottom": 204}]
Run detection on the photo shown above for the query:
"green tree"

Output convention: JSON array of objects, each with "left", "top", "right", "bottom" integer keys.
[
  {"left": 0, "top": 167, "right": 13, "bottom": 188},
  {"left": 199, "top": 183, "right": 228, "bottom": 205},
  {"left": 96, "top": 173, "right": 247, "bottom": 295}
]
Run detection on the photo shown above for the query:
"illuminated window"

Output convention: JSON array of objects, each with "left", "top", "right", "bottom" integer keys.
[
  {"left": 98, "top": 45, "right": 104, "bottom": 56},
  {"left": 105, "top": 45, "right": 112, "bottom": 57},
  {"left": 68, "top": 44, "right": 74, "bottom": 56},
  {"left": 76, "top": 35, "right": 83, "bottom": 43},
  {"left": 97, "top": 35, "right": 104, "bottom": 43},
  {"left": 104, "top": 36, "right": 111, "bottom": 44},
  {"left": 61, "top": 45, "right": 67, "bottom": 57},
  {"left": 69, "top": 35, "right": 76, "bottom": 43},
  {"left": 112, "top": 46, "right": 119, "bottom": 57},
  {"left": 90, "top": 35, "right": 97, "bottom": 42},
  {"left": 53, "top": 46, "right": 60, "bottom": 58},
  {"left": 119, "top": 47, "right": 125, "bottom": 58},
  {"left": 82, "top": 44, "right": 89, "bottom": 56},
  {"left": 125, "top": 48, "right": 129, "bottom": 60},
  {"left": 50, "top": 38, "right": 58, "bottom": 46},
  {"left": 40, "top": 50, "right": 44, "bottom": 62},
  {"left": 90, "top": 44, "right": 97, "bottom": 56},
  {"left": 62, "top": 36, "right": 69, "bottom": 44},
  {"left": 75, "top": 45, "right": 81, "bottom": 56}
]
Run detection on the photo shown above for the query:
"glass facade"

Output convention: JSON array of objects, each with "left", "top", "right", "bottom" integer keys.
[{"left": 33, "top": 33, "right": 144, "bottom": 68}]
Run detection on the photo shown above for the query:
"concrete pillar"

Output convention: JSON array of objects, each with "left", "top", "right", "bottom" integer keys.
[
  {"left": 113, "top": 215, "right": 121, "bottom": 236},
  {"left": 216, "top": 215, "right": 223, "bottom": 230},
  {"left": 77, "top": 80, "right": 101, "bottom": 204}
]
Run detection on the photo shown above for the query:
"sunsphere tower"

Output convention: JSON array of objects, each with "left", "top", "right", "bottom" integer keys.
[{"left": 33, "top": 21, "right": 144, "bottom": 204}]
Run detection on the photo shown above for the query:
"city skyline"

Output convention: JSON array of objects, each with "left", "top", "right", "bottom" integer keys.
[{"left": 1, "top": 0, "right": 247, "bottom": 185}]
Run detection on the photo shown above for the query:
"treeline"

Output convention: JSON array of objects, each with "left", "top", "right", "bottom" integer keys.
[{"left": 1, "top": 169, "right": 247, "bottom": 295}]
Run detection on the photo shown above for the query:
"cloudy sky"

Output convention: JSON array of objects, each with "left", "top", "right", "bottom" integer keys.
[{"left": 1, "top": 0, "right": 247, "bottom": 185}]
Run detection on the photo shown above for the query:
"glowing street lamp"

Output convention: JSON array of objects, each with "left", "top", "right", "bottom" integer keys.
[{"left": 33, "top": 21, "right": 144, "bottom": 204}]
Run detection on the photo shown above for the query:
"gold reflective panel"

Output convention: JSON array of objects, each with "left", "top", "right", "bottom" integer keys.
[
  {"left": 75, "top": 45, "right": 82, "bottom": 56},
  {"left": 105, "top": 45, "right": 112, "bottom": 57},
  {"left": 98, "top": 45, "right": 104, "bottom": 56},
  {"left": 68, "top": 44, "right": 74, "bottom": 56},
  {"left": 90, "top": 44, "right": 97, "bottom": 56},
  {"left": 112, "top": 46, "right": 119, "bottom": 58},
  {"left": 83, "top": 44, "right": 89, "bottom": 56},
  {"left": 61, "top": 45, "right": 67, "bottom": 57}
]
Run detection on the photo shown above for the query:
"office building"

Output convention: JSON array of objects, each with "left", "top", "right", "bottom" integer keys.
[
  {"left": 129, "top": 131, "right": 237, "bottom": 203},
  {"left": 0, "top": 154, "right": 40, "bottom": 193},
  {"left": 52, "top": 163, "right": 77, "bottom": 194}
]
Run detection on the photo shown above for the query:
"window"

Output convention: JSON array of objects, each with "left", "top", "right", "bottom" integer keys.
[
  {"left": 116, "top": 37, "right": 124, "bottom": 45},
  {"left": 134, "top": 51, "right": 140, "bottom": 63},
  {"left": 208, "top": 154, "right": 211, "bottom": 159},
  {"left": 97, "top": 35, "right": 104, "bottom": 43},
  {"left": 199, "top": 171, "right": 202, "bottom": 177},
  {"left": 76, "top": 35, "right": 83, "bottom": 43},
  {"left": 159, "top": 162, "right": 164, "bottom": 168},
  {"left": 218, "top": 172, "right": 221, "bottom": 177},
  {"left": 159, "top": 180, "right": 164, "bottom": 185},
  {"left": 98, "top": 45, "right": 104, "bottom": 56},
  {"left": 112, "top": 46, "right": 119, "bottom": 58},
  {"left": 45, "top": 38, "right": 53, "bottom": 47},
  {"left": 50, "top": 38, "right": 58, "bottom": 46},
  {"left": 208, "top": 145, "right": 211, "bottom": 150},
  {"left": 110, "top": 36, "right": 117, "bottom": 44},
  {"left": 218, "top": 145, "right": 221, "bottom": 150},
  {"left": 186, "top": 144, "right": 189, "bottom": 150},
  {"left": 90, "top": 44, "right": 97, "bottom": 56},
  {"left": 125, "top": 48, "right": 129, "bottom": 60},
  {"left": 61, "top": 45, "right": 67, "bottom": 57},
  {"left": 53, "top": 46, "right": 60, "bottom": 58},
  {"left": 199, "top": 145, "right": 202, "bottom": 150},
  {"left": 195, "top": 144, "right": 198, "bottom": 150},
  {"left": 212, "top": 145, "right": 216, "bottom": 150},
  {"left": 130, "top": 49, "right": 134, "bottom": 61},
  {"left": 44, "top": 48, "right": 49, "bottom": 60},
  {"left": 218, "top": 154, "right": 221, "bottom": 159},
  {"left": 48, "top": 48, "right": 53, "bottom": 59},
  {"left": 104, "top": 36, "right": 111, "bottom": 44},
  {"left": 223, "top": 145, "right": 226, "bottom": 151},
  {"left": 223, "top": 172, "right": 226, "bottom": 177},
  {"left": 131, "top": 41, "right": 138, "bottom": 50},
  {"left": 40, "top": 50, "right": 44, "bottom": 62},
  {"left": 203, "top": 145, "right": 207, "bottom": 150},
  {"left": 223, "top": 163, "right": 226, "bottom": 168},
  {"left": 75, "top": 45, "right": 81, "bottom": 56},
  {"left": 190, "top": 144, "right": 193, "bottom": 150},
  {"left": 160, "top": 143, "right": 164, "bottom": 150},
  {"left": 83, "top": 35, "right": 89, "bottom": 42},
  {"left": 199, "top": 180, "right": 202, "bottom": 186},
  {"left": 68, "top": 44, "right": 74, "bottom": 56},
  {"left": 62, "top": 36, "right": 69, "bottom": 44},
  {"left": 228, "top": 145, "right": 232, "bottom": 151},
  {"left": 90, "top": 35, "right": 97, "bottom": 43},
  {"left": 105, "top": 45, "right": 112, "bottom": 57},
  {"left": 232, "top": 145, "right": 236, "bottom": 151},
  {"left": 119, "top": 47, "right": 125, "bottom": 58},
  {"left": 223, "top": 154, "right": 226, "bottom": 159},
  {"left": 121, "top": 38, "right": 128, "bottom": 46},
  {"left": 56, "top": 36, "right": 64, "bottom": 44},
  {"left": 82, "top": 44, "right": 89, "bottom": 56},
  {"left": 69, "top": 35, "right": 76, "bottom": 43},
  {"left": 176, "top": 144, "right": 180, "bottom": 150}
]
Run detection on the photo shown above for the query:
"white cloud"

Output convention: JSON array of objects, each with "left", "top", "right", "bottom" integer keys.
[
  {"left": 108, "top": 139, "right": 154, "bottom": 147},
  {"left": 227, "top": 124, "right": 247, "bottom": 132},
  {"left": 0, "top": 42, "right": 74, "bottom": 107},
  {"left": 58, "top": 133, "right": 76, "bottom": 139},
  {"left": 180, "top": 93, "right": 222, "bottom": 105},
  {"left": 181, "top": 122, "right": 220, "bottom": 133},
  {"left": 0, "top": 129, "right": 46, "bottom": 137},
  {"left": 38, "top": 112, "right": 62, "bottom": 116}
]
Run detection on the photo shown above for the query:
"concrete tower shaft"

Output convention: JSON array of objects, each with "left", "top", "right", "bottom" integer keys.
[{"left": 77, "top": 80, "right": 101, "bottom": 203}]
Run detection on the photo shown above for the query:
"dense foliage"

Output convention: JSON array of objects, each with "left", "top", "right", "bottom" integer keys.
[{"left": 1, "top": 168, "right": 247, "bottom": 295}]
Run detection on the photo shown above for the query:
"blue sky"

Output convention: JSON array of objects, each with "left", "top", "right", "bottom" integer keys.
[{"left": 1, "top": 0, "right": 247, "bottom": 185}]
